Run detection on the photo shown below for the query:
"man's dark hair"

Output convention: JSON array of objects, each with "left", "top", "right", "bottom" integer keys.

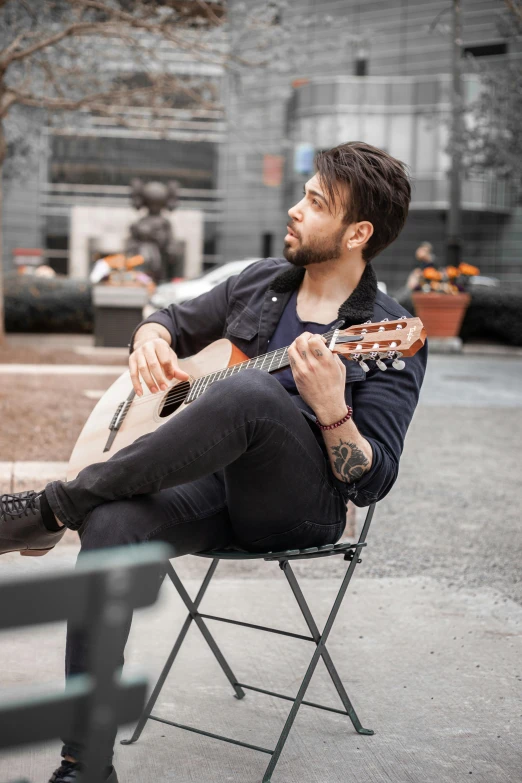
[{"left": 315, "top": 141, "right": 411, "bottom": 262}]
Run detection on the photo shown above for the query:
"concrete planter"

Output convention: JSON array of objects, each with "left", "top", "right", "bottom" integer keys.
[
  {"left": 412, "top": 292, "right": 471, "bottom": 338},
  {"left": 93, "top": 284, "right": 149, "bottom": 347}
]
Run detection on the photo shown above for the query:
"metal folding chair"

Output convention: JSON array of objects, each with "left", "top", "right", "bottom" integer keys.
[
  {"left": 122, "top": 503, "right": 376, "bottom": 782},
  {"left": 0, "top": 543, "right": 169, "bottom": 783}
]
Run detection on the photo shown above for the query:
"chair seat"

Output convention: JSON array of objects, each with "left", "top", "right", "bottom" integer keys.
[{"left": 195, "top": 540, "right": 365, "bottom": 562}]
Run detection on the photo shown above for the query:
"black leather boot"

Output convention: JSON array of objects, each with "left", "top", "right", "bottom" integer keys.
[
  {"left": 48, "top": 760, "right": 118, "bottom": 782},
  {"left": 0, "top": 490, "right": 66, "bottom": 556}
]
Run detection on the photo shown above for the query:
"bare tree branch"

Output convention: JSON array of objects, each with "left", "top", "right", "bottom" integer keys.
[
  {"left": 17, "top": 0, "right": 37, "bottom": 22},
  {"left": 1, "top": 22, "right": 105, "bottom": 66},
  {"left": 195, "top": 0, "right": 223, "bottom": 27},
  {"left": 9, "top": 75, "right": 219, "bottom": 114}
]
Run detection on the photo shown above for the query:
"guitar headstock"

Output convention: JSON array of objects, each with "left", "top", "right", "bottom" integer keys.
[{"left": 331, "top": 317, "right": 426, "bottom": 372}]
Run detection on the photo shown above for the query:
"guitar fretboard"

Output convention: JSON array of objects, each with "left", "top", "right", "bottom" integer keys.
[{"left": 185, "top": 327, "right": 339, "bottom": 403}]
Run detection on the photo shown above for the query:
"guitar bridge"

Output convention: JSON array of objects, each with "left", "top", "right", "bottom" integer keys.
[{"left": 103, "top": 389, "right": 136, "bottom": 453}]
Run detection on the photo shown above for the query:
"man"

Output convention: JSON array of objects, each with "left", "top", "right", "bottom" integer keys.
[{"left": 0, "top": 142, "right": 427, "bottom": 782}]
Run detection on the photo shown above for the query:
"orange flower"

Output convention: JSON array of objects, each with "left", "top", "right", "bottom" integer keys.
[
  {"left": 126, "top": 255, "right": 145, "bottom": 269},
  {"left": 458, "top": 263, "right": 480, "bottom": 276},
  {"left": 423, "top": 267, "right": 443, "bottom": 281},
  {"left": 445, "top": 266, "right": 459, "bottom": 278}
]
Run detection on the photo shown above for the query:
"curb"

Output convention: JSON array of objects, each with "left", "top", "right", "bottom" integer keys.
[{"left": 0, "top": 461, "right": 68, "bottom": 492}]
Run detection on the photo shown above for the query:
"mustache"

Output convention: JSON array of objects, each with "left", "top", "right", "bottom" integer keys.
[{"left": 286, "top": 221, "right": 300, "bottom": 238}]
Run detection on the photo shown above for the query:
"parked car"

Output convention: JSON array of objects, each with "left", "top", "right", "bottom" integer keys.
[
  {"left": 470, "top": 275, "right": 499, "bottom": 287},
  {"left": 149, "top": 259, "right": 260, "bottom": 310}
]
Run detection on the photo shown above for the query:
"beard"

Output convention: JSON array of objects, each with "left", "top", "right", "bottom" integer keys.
[{"left": 283, "top": 225, "right": 345, "bottom": 267}]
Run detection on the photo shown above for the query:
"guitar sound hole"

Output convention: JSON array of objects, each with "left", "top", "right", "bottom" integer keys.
[{"left": 158, "top": 381, "right": 191, "bottom": 418}]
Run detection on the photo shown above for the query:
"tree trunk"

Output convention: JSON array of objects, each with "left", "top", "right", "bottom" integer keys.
[{"left": 0, "top": 120, "right": 5, "bottom": 345}]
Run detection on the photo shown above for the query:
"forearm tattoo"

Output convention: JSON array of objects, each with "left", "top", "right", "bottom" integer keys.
[{"left": 330, "top": 439, "right": 370, "bottom": 483}]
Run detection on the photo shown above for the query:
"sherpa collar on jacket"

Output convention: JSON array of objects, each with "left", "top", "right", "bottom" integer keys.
[{"left": 267, "top": 261, "right": 377, "bottom": 327}]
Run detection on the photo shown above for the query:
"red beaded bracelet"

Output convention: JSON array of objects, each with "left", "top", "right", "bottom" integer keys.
[{"left": 317, "top": 406, "right": 353, "bottom": 431}]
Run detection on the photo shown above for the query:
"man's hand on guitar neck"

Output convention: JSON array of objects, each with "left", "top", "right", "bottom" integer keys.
[
  {"left": 288, "top": 332, "right": 373, "bottom": 484},
  {"left": 130, "top": 323, "right": 189, "bottom": 397}
]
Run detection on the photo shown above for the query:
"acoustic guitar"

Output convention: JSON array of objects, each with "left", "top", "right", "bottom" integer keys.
[{"left": 67, "top": 317, "right": 426, "bottom": 481}]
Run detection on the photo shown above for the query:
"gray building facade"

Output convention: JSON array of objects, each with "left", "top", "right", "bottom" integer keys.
[
  {"left": 2, "top": 34, "right": 225, "bottom": 277},
  {"left": 219, "top": 0, "right": 521, "bottom": 291}
]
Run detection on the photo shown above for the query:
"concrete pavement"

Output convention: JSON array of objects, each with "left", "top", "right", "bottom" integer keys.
[
  {"left": 1, "top": 562, "right": 521, "bottom": 783},
  {"left": 0, "top": 347, "right": 521, "bottom": 782}
]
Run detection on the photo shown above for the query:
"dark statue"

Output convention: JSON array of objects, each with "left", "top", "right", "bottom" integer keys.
[{"left": 125, "top": 179, "right": 182, "bottom": 282}]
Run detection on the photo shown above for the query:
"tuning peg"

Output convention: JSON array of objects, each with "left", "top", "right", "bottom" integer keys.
[
  {"left": 376, "top": 359, "right": 387, "bottom": 371},
  {"left": 359, "top": 360, "right": 370, "bottom": 372},
  {"left": 392, "top": 358, "right": 405, "bottom": 370}
]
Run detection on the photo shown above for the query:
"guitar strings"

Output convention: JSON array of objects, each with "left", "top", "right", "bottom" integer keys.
[{"left": 126, "top": 344, "right": 299, "bottom": 410}]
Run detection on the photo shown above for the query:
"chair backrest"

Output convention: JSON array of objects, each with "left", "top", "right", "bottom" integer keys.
[{"left": 0, "top": 543, "right": 171, "bottom": 783}]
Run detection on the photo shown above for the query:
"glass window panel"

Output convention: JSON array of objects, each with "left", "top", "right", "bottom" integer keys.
[
  {"left": 434, "top": 177, "right": 448, "bottom": 203},
  {"left": 463, "top": 75, "right": 481, "bottom": 105},
  {"left": 437, "top": 115, "right": 450, "bottom": 173},
  {"left": 388, "top": 114, "right": 413, "bottom": 165},
  {"left": 439, "top": 78, "right": 451, "bottom": 104},
  {"left": 416, "top": 79, "right": 439, "bottom": 106},
  {"left": 313, "top": 82, "right": 336, "bottom": 108},
  {"left": 362, "top": 82, "right": 388, "bottom": 106},
  {"left": 360, "top": 114, "right": 387, "bottom": 149},
  {"left": 316, "top": 115, "right": 336, "bottom": 149},
  {"left": 298, "top": 118, "right": 316, "bottom": 145},
  {"left": 338, "top": 81, "right": 358, "bottom": 105},
  {"left": 337, "top": 113, "right": 361, "bottom": 143},
  {"left": 464, "top": 179, "right": 484, "bottom": 207},
  {"left": 413, "top": 178, "right": 434, "bottom": 203},
  {"left": 415, "top": 114, "right": 437, "bottom": 173},
  {"left": 298, "top": 83, "right": 313, "bottom": 109},
  {"left": 390, "top": 82, "right": 414, "bottom": 106},
  {"left": 496, "top": 179, "right": 506, "bottom": 209}
]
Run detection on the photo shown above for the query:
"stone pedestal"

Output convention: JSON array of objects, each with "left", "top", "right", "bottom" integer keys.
[{"left": 93, "top": 285, "right": 149, "bottom": 348}]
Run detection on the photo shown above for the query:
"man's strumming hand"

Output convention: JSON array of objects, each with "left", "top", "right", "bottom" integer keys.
[{"left": 130, "top": 323, "right": 189, "bottom": 397}]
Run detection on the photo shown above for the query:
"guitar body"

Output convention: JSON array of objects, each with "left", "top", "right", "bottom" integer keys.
[{"left": 67, "top": 339, "right": 248, "bottom": 481}]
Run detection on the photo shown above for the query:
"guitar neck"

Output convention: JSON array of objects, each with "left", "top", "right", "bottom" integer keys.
[{"left": 185, "top": 327, "right": 339, "bottom": 403}]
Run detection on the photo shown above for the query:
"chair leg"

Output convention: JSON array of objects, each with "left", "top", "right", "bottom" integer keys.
[
  {"left": 166, "top": 561, "right": 246, "bottom": 700},
  {"left": 283, "top": 562, "right": 374, "bottom": 735},
  {"left": 261, "top": 558, "right": 373, "bottom": 782},
  {"left": 122, "top": 558, "right": 234, "bottom": 745}
]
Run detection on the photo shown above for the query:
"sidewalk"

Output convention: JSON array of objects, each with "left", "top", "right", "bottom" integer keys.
[
  {"left": 1, "top": 556, "right": 521, "bottom": 783},
  {"left": 1, "top": 336, "right": 522, "bottom": 782}
]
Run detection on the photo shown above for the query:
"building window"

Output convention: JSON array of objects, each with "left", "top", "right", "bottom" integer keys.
[{"left": 463, "top": 42, "right": 508, "bottom": 58}]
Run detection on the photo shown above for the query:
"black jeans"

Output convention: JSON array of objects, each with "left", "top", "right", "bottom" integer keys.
[{"left": 45, "top": 370, "right": 347, "bottom": 764}]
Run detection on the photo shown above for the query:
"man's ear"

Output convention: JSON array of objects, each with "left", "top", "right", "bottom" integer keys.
[{"left": 348, "top": 221, "right": 374, "bottom": 250}]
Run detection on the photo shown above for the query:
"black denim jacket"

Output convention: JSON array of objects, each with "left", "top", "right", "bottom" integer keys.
[{"left": 131, "top": 258, "right": 428, "bottom": 507}]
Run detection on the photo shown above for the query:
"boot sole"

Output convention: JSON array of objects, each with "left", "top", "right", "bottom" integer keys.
[{"left": 20, "top": 547, "right": 55, "bottom": 557}]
